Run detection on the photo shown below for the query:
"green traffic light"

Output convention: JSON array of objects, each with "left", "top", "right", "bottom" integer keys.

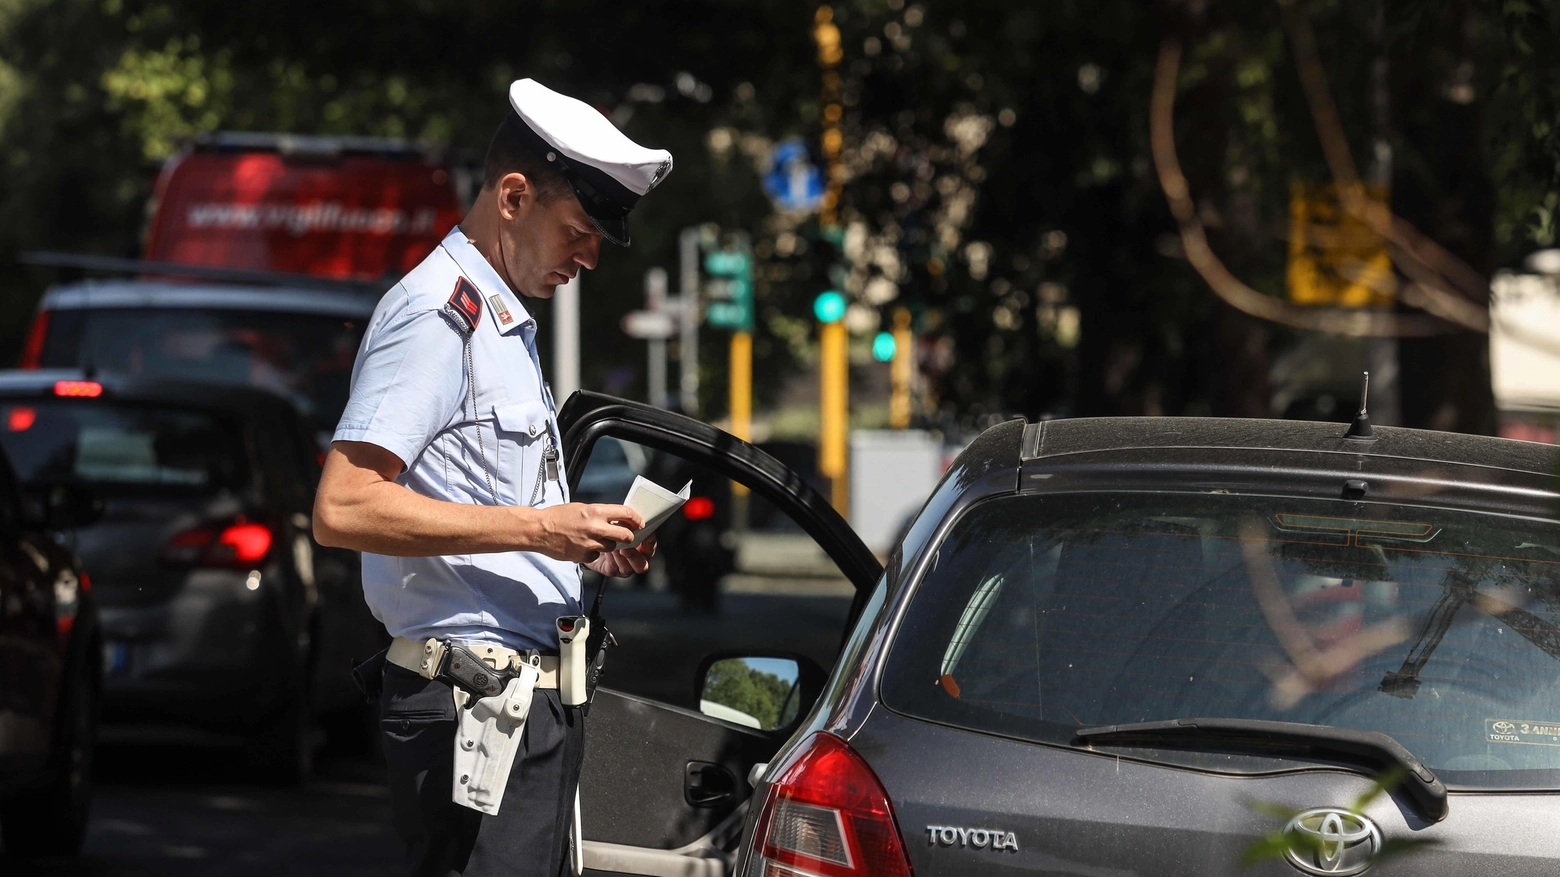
[
  {"left": 872, "top": 331, "right": 896, "bottom": 362},
  {"left": 814, "top": 290, "right": 846, "bottom": 323}
]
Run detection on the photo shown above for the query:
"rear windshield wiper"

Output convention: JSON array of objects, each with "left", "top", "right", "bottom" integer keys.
[{"left": 1075, "top": 718, "right": 1448, "bottom": 822}]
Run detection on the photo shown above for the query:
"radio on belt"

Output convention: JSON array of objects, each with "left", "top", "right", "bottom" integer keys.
[{"left": 557, "top": 615, "right": 590, "bottom": 706}]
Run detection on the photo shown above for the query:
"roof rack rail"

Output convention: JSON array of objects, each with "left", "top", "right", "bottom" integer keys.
[{"left": 18, "top": 250, "right": 387, "bottom": 294}]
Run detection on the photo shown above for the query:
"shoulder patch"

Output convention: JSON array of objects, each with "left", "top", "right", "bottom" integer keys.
[{"left": 444, "top": 277, "right": 483, "bottom": 335}]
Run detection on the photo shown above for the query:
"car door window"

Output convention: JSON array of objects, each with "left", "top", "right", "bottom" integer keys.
[{"left": 573, "top": 437, "right": 857, "bottom": 712}]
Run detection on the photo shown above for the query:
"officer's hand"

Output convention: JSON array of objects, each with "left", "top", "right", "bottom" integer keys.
[
  {"left": 586, "top": 533, "right": 656, "bottom": 578},
  {"left": 536, "top": 503, "right": 644, "bottom": 563}
]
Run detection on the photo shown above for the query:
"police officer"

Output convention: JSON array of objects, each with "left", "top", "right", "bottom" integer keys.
[{"left": 314, "top": 79, "right": 673, "bottom": 877}]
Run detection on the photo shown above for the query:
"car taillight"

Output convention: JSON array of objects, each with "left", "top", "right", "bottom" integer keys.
[
  {"left": 684, "top": 496, "right": 716, "bottom": 521},
  {"left": 19, "top": 311, "right": 48, "bottom": 369},
  {"left": 747, "top": 733, "right": 912, "bottom": 877},
  {"left": 54, "top": 380, "right": 102, "bottom": 397},
  {"left": 7, "top": 406, "right": 35, "bottom": 431},
  {"left": 162, "top": 520, "right": 273, "bottom": 568}
]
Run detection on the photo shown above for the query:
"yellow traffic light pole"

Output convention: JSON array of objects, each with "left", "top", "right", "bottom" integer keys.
[
  {"left": 814, "top": 5, "right": 849, "bottom": 516},
  {"left": 889, "top": 307, "right": 912, "bottom": 429},
  {"left": 818, "top": 319, "right": 848, "bottom": 514},
  {"left": 729, "top": 330, "right": 752, "bottom": 444},
  {"left": 729, "top": 330, "right": 752, "bottom": 509}
]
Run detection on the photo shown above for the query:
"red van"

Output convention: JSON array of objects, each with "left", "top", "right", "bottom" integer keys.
[
  {"left": 21, "top": 133, "right": 468, "bottom": 437},
  {"left": 143, "top": 132, "right": 465, "bottom": 280}
]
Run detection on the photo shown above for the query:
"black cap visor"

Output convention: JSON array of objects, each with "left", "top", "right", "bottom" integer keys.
[
  {"left": 585, "top": 214, "right": 630, "bottom": 247},
  {"left": 508, "top": 110, "right": 638, "bottom": 247}
]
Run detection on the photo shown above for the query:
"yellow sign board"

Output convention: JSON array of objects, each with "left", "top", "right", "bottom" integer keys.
[{"left": 1286, "top": 182, "right": 1394, "bottom": 308}]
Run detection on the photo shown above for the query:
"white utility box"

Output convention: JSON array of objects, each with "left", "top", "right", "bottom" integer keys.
[{"left": 848, "top": 429, "right": 943, "bottom": 555}]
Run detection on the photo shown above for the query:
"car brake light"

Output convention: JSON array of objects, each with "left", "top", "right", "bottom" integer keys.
[
  {"left": 19, "top": 311, "right": 48, "bottom": 369},
  {"left": 747, "top": 733, "right": 913, "bottom": 877},
  {"left": 162, "top": 520, "right": 273, "bottom": 568},
  {"left": 54, "top": 380, "right": 103, "bottom": 398},
  {"left": 7, "top": 406, "right": 35, "bottom": 431},
  {"left": 683, "top": 496, "right": 716, "bottom": 521}
]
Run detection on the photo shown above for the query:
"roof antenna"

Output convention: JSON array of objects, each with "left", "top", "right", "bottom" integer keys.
[{"left": 1345, "top": 371, "right": 1374, "bottom": 438}]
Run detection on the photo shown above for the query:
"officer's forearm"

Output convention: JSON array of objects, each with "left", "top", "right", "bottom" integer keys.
[
  {"left": 316, "top": 479, "right": 550, "bottom": 557},
  {"left": 314, "top": 441, "right": 553, "bottom": 557}
]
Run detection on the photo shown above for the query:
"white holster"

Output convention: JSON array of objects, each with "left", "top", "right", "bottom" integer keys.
[{"left": 451, "top": 662, "right": 540, "bottom": 815}]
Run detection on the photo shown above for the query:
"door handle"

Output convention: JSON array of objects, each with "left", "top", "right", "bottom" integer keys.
[{"left": 684, "top": 761, "right": 738, "bottom": 808}]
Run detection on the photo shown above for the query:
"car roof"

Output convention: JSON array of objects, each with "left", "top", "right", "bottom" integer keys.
[
  {"left": 0, "top": 369, "right": 307, "bottom": 425},
  {"left": 38, "top": 279, "right": 380, "bottom": 318},
  {"left": 1021, "top": 416, "right": 1560, "bottom": 478}
]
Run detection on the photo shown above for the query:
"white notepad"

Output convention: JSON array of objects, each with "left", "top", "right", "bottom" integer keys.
[{"left": 618, "top": 476, "right": 691, "bottom": 549}]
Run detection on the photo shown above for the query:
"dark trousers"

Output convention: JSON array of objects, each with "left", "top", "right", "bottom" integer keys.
[{"left": 381, "top": 664, "right": 585, "bottom": 877}]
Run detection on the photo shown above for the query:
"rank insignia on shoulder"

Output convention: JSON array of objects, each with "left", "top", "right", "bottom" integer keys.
[
  {"left": 488, "top": 294, "right": 514, "bottom": 325},
  {"left": 445, "top": 277, "right": 483, "bottom": 335}
]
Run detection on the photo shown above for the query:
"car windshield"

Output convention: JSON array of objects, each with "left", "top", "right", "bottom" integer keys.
[
  {"left": 881, "top": 492, "right": 1560, "bottom": 790},
  {"left": 38, "top": 307, "right": 365, "bottom": 432},
  {"left": 0, "top": 399, "right": 246, "bottom": 495}
]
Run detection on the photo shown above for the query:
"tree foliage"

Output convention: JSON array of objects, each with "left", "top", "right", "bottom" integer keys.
[
  {"left": 702, "top": 659, "right": 795, "bottom": 729},
  {"left": 1, "top": 1, "right": 1557, "bottom": 428}
]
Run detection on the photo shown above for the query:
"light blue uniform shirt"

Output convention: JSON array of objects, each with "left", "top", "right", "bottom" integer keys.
[{"left": 334, "top": 227, "right": 579, "bottom": 652}]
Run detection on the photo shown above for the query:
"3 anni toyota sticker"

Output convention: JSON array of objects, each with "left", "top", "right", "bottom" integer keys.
[{"left": 1487, "top": 718, "right": 1560, "bottom": 746}]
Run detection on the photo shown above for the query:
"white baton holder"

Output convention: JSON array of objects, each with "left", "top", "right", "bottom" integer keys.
[
  {"left": 557, "top": 616, "right": 590, "bottom": 707},
  {"left": 451, "top": 661, "right": 540, "bottom": 815}
]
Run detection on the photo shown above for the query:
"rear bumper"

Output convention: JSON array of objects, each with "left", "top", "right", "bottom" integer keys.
[{"left": 97, "top": 568, "right": 295, "bottom": 727}]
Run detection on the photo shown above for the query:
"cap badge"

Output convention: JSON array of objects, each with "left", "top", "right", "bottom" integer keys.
[
  {"left": 650, "top": 157, "right": 672, "bottom": 190},
  {"left": 488, "top": 294, "right": 514, "bottom": 325},
  {"left": 444, "top": 277, "right": 484, "bottom": 335}
]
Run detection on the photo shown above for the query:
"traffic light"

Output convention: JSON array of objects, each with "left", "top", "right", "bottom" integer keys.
[
  {"left": 872, "top": 331, "right": 896, "bottom": 362},
  {"left": 813, "top": 290, "right": 846, "bottom": 323},
  {"left": 704, "top": 250, "right": 754, "bottom": 331}
]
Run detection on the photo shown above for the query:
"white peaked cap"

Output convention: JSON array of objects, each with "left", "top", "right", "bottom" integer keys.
[{"left": 508, "top": 79, "right": 673, "bottom": 245}]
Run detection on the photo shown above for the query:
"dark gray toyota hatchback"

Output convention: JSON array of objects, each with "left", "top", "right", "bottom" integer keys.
[
  {"left": 554, "top": 394, "right": 1560, "bottom": 877},
  {"left": 732, "top": 415, "right": 1560, "bottom": 877}
]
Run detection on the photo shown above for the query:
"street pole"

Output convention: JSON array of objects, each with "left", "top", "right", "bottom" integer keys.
[
  {"left": 678, "top": 228, "right": 701, "bottom": 416},
  {"left": 890, "top": 306, "right": 913, "bottom": 429},
  {"left": 730, "top": 328, "right": 753, "bottom": 523},
  {"left": 814, "top": 5, "right": 848, "bottom": 516},
  {"left": 645, "top": 267, "right": 669, "bottom": 408},
  {"left": 729, "top": 331, "right": 752, "bottom": 442},
  {"left": 819, "top": 319, "right": 848, "bottom": 515},
  {"left": 553, "top": 273, "right": 580, "bottom": 402}
]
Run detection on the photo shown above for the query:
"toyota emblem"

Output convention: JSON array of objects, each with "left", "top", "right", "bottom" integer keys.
[{"left": 1282, "top": 809, "right": 1381, "bottom": 876}]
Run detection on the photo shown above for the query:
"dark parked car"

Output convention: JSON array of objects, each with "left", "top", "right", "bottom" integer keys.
[
  {"left": 20, "top": 275, "right": 376, "bottom": 446},
  {"left": 555, "top": 393, "right": 1560, "bottom": 877},
  {"left": 0, "top": 445, "right": 101, "bottom": 857},
  {"left": 0, "top": 370, "right": 383, "bottom": 781}
]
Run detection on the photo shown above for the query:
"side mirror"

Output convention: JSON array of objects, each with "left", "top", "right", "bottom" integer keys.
[
  {"left": 695, "top": 653, "right": 826, "bottom": 732},
  {"left": 22, "top": 483, "right": 104, "bottom": 530}
]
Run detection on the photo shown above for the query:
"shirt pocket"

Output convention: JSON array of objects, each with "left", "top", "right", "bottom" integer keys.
[{"left": 493, "top": 400, "right": 553, "bottom": 506}]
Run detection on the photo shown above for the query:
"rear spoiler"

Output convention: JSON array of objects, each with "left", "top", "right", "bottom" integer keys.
[{"left": 18, "top": 251, "right": 386, "bottom": 295}]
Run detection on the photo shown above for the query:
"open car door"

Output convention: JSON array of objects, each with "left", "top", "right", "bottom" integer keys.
[{"left": 559, "top": 392, "right": 882, "bottom": 877}]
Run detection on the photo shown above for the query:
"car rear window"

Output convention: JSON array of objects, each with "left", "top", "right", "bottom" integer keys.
[
  {"left": 881, "top": 492, "right": 1560, "bottom": 789},
  {"left": 38, "top": 307, "right": 365, "bottom": 432},
  {"left": 0, "top": 399, "right": 246, "bottom": 494}
]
